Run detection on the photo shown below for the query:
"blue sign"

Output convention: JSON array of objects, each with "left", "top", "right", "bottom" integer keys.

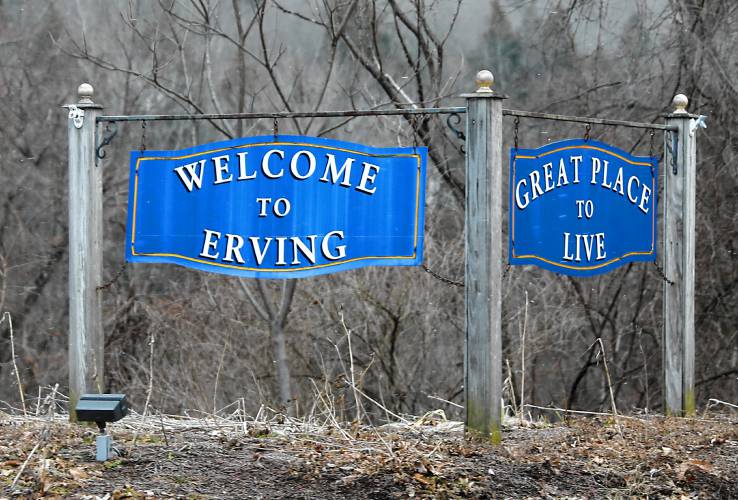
[
  {"left": 509, "top": 139, "right": 657, "bottom": 276},
  {"left": 126, "top": 135, "right": 426, "bottom": 278}
]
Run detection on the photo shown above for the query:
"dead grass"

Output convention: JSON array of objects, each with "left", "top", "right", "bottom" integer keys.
[{"left": 1, "top": 399, "right": 737, "bottom": 499}]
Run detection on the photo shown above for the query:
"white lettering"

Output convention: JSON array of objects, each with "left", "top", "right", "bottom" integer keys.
[
  {"left": 256, "top": 198, "right": 271, "bottom": 217},
  {"left": 639, "top": 184, "right": 652, "bottom": 214},
  {"left": 321, "top": 230, "right": 346, "bottom": 260},
  {"left": 596, "top": 232, "right": 606, "bottom": 260},
  {"left": 571, "top": 155, "right": 582, "bottom": 183},
  {"left": 515, "top": 179, "right": 530, "bottom": 209},
  {"left": 543, "top": 163, "right": 555, "bottom": 192},
  {"left": 556, "top": 158, "right": 569, "bottom": 187},
  {"left": 356, "top": 162, "right": 380, "bottom": 195},
  {"left": 223, "top": 233, "right": 245, "bottom": 263},
  {"left": 273, "top": 198, "right": 291, "bottom": 217},
  {"left": 249, "top": 236, "right": 272, "bottom": 265},
  {"left": 627, "top": 176, "right": 640, "bottom": 204},
  {"left": 199, "top": 229, "right": 221, "bottom": 259},
  {"left": 530, "top": 170, "right": 544, "bottom": 200},
  {"left": 591, "top": 157, "right": 601, "bottom": 184},
  {"left": 237, "top": 152, "right": 255, "bottom": 180},
  {"left": 275, "top": 237, "right": 288, "bottom": 265},
  {"left": 174, "top": 160, "right": 206, "bottom": 192},
  {"left": 563, "top": 232, "right": 574, "bottom": 261},
  {"left": 613, "top": 167, "right": 624, "bottom": 195},
  {"left": 601, "top": 160, "right": 612, "bottom": 189},
  {"left": 290, "top": 150, "right": 316, "bottom": 180},
  {"left": 320, "top": 154, "right": 354, "bottom": 187},
  {"left": 212, "top": 154, "right": 233, "bottom": 184},
  {"left": 291, "top": 235, "right": 317, "bottom": 265},
  {"left": 262, "top": 149, "right": 285, "bottom": 178}
]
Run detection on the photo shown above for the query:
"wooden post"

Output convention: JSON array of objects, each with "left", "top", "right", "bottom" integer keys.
[
  {"left": 463, "top": 70, "right": 505, "bottom": 442},
  {"left": 65, "top": 83, "right": 104, "bottom": 420},
  {"left": 663, "top": 94, "right": 698, "bottom": 416}
]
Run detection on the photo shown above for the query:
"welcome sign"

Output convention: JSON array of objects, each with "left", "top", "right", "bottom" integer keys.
[
  {"left": 509, "top": 139, "right": 657, "bottom": 277},
  {"left": 126, "top": 135, "right": 426, "bottom": 278}
]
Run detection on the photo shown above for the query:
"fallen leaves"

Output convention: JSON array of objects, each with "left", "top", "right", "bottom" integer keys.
[{"left": 1, "top": 412, "right": 737, "bottom": 498}]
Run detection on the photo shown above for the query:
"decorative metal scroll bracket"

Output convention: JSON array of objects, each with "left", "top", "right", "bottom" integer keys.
[
  {"left": 446, "top": 112, "right": 465, "bottom": 153},
  {"left": 668, "top": 115, "right": 706, "bottom": 175},
  {"left": 96, "top": 121, "right": 118, "bottom": 163},
  {"left": 68, "top": 105, "right": 85, "bottom": 129},
  {"left": 668, "top": 130, "right": 679, "bottom": 175}
]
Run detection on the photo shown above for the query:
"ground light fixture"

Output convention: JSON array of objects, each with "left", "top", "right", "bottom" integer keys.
[{"left": 75, "top": 394, "right": 129, "bottom": 461}]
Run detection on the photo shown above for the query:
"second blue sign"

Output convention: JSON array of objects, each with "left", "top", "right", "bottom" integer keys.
[{"left": 509, "top": 139, "right": 657, "bottom": 277}]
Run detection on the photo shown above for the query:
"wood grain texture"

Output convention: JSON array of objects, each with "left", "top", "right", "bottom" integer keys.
[
  {"left": 663, "top": 114, "right": 697, "bottom": 416},
  {"left": 67, "top": 101, "right": 104, "bottom": 421},
  {"left": 464, "top": 94, "right": 504, "bottom": 441}
]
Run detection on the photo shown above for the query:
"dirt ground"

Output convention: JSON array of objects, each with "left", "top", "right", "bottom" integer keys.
[{"left": 1, "top": 411, "right": 737, "bottom": 499}]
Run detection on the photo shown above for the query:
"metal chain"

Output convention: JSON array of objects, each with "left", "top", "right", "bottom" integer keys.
[
  {"left": 513, "top": 117, "right": 520, "bottom": 150},
  {"left": 503, "top": 262, "right": 512, "bottom": 279},
  {"left": 583, "top": 123, "right": 591, "bottom": 142},
  {"left": 652, "top": 261, "right": 674, "bottom": 285},
  {"left": 422, "top": 263, "right": 464, "bottom": 288},
  {"left": 648, "top": 130, "right": 655, "bottom": 158},
  {"left": 273, "top": 117, "right": 279, "bottom": 140},
  {"left": 96, "top": 262, "right": 128, "bottom": 291},
  {"left": 140, "top": 120, "right": 147, "bottom": 152}
]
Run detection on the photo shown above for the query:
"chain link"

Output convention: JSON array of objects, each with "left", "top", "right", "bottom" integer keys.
[
  {"left": 503, "top": 262, "right": 512, "bottom": 279},
  {"left": 422, "top": 263, "right": 464, "bottom": 288},
  {"left": 648, "top": 129, "right": 655, "bottom": 158},
  {"left": 273, "top": 117, "right": 279, "bottom": 140},
  {"left": 140, "top": 120, "right": 147, "bottom": 152},
  {"left": 96, "top": 263, "right": 128, "bottom": 291},
  {"left": 583, "top": 123, "right": 591, "bottom": 142},
  {"left": 652, "top": 261, "right": 674, "bottom": 285},
  {"left": 513, "top": 117, "right": 520, "bottom": 150}
]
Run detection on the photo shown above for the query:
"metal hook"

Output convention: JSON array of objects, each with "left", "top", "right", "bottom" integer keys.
[
  {"left": 95, "top": 122, "right": 118, "bottom": 160},
  {"left": 446, "top": 112, "right": 465, "bottom": 154},
  {"left": 96, "top": 121, "right": 118, "bottom": 161},
  {"left": 584, "top": 123, "right": 592, "bottom": 142}
]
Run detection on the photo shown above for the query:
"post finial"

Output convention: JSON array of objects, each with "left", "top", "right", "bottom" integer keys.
[
  {"left": 475, "top": 70, "right": 494, "bottom": 93},
  {"left": 78, "top": 83, "right": 94, "bottom": 104},
  {"left": 672, "top": 93, "right": 688, "bottom": 114}
]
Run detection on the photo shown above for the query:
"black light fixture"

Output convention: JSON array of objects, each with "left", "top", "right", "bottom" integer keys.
[{"left": 75, "top": 394, "right": 129, "bottom": 461}]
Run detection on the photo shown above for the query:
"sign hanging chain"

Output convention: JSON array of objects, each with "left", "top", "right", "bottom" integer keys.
[
  {"left": 100, "top": 120, "right": 146, "bottom": 290},
  {"left": 140, "top": 120, "right": 147, "bottom": 152},
  {"left": 502, "top": 262, "right": 512, "bottom": 279},
  {"left": 583, "top": 123, "right": 592, "bottom": 142},
  {"left": 513, "top": 116, "right": 520, "bottom": 150},
  {"left": 273, "top": 118, "right": 279, "bottom": 141},
  {"left": 421, "top": 263, "right": 464, "bottom": 288},
  {"left": 646, "top": 129, "right": 672, "bottom": 284},
  {"left": 96, "top": 264, "right": 127, "bottom": 291},
  {"left": 653, "top": 261, "right": 674, "bottom": 285}
]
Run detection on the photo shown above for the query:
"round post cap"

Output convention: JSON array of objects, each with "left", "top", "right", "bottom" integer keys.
[
  {"left": 475, "top": 70, "right": 494, "bottom": 93},
  {"left": 672, "top": 94, "right": 688, "bottom": 114},
  {"left": 78, "top": 83, "right": 94, "bottom": 104}
]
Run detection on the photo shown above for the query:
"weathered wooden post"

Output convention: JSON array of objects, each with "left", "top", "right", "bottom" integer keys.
[
  {"left": 663, "top": 94, "right": 699, "bottom": 416},
  {"left": 463, "top": 70, "right": 505, "bottom": 442},
  {"left": 65, "top": 83, "right": 104, "bottom": 420}
]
